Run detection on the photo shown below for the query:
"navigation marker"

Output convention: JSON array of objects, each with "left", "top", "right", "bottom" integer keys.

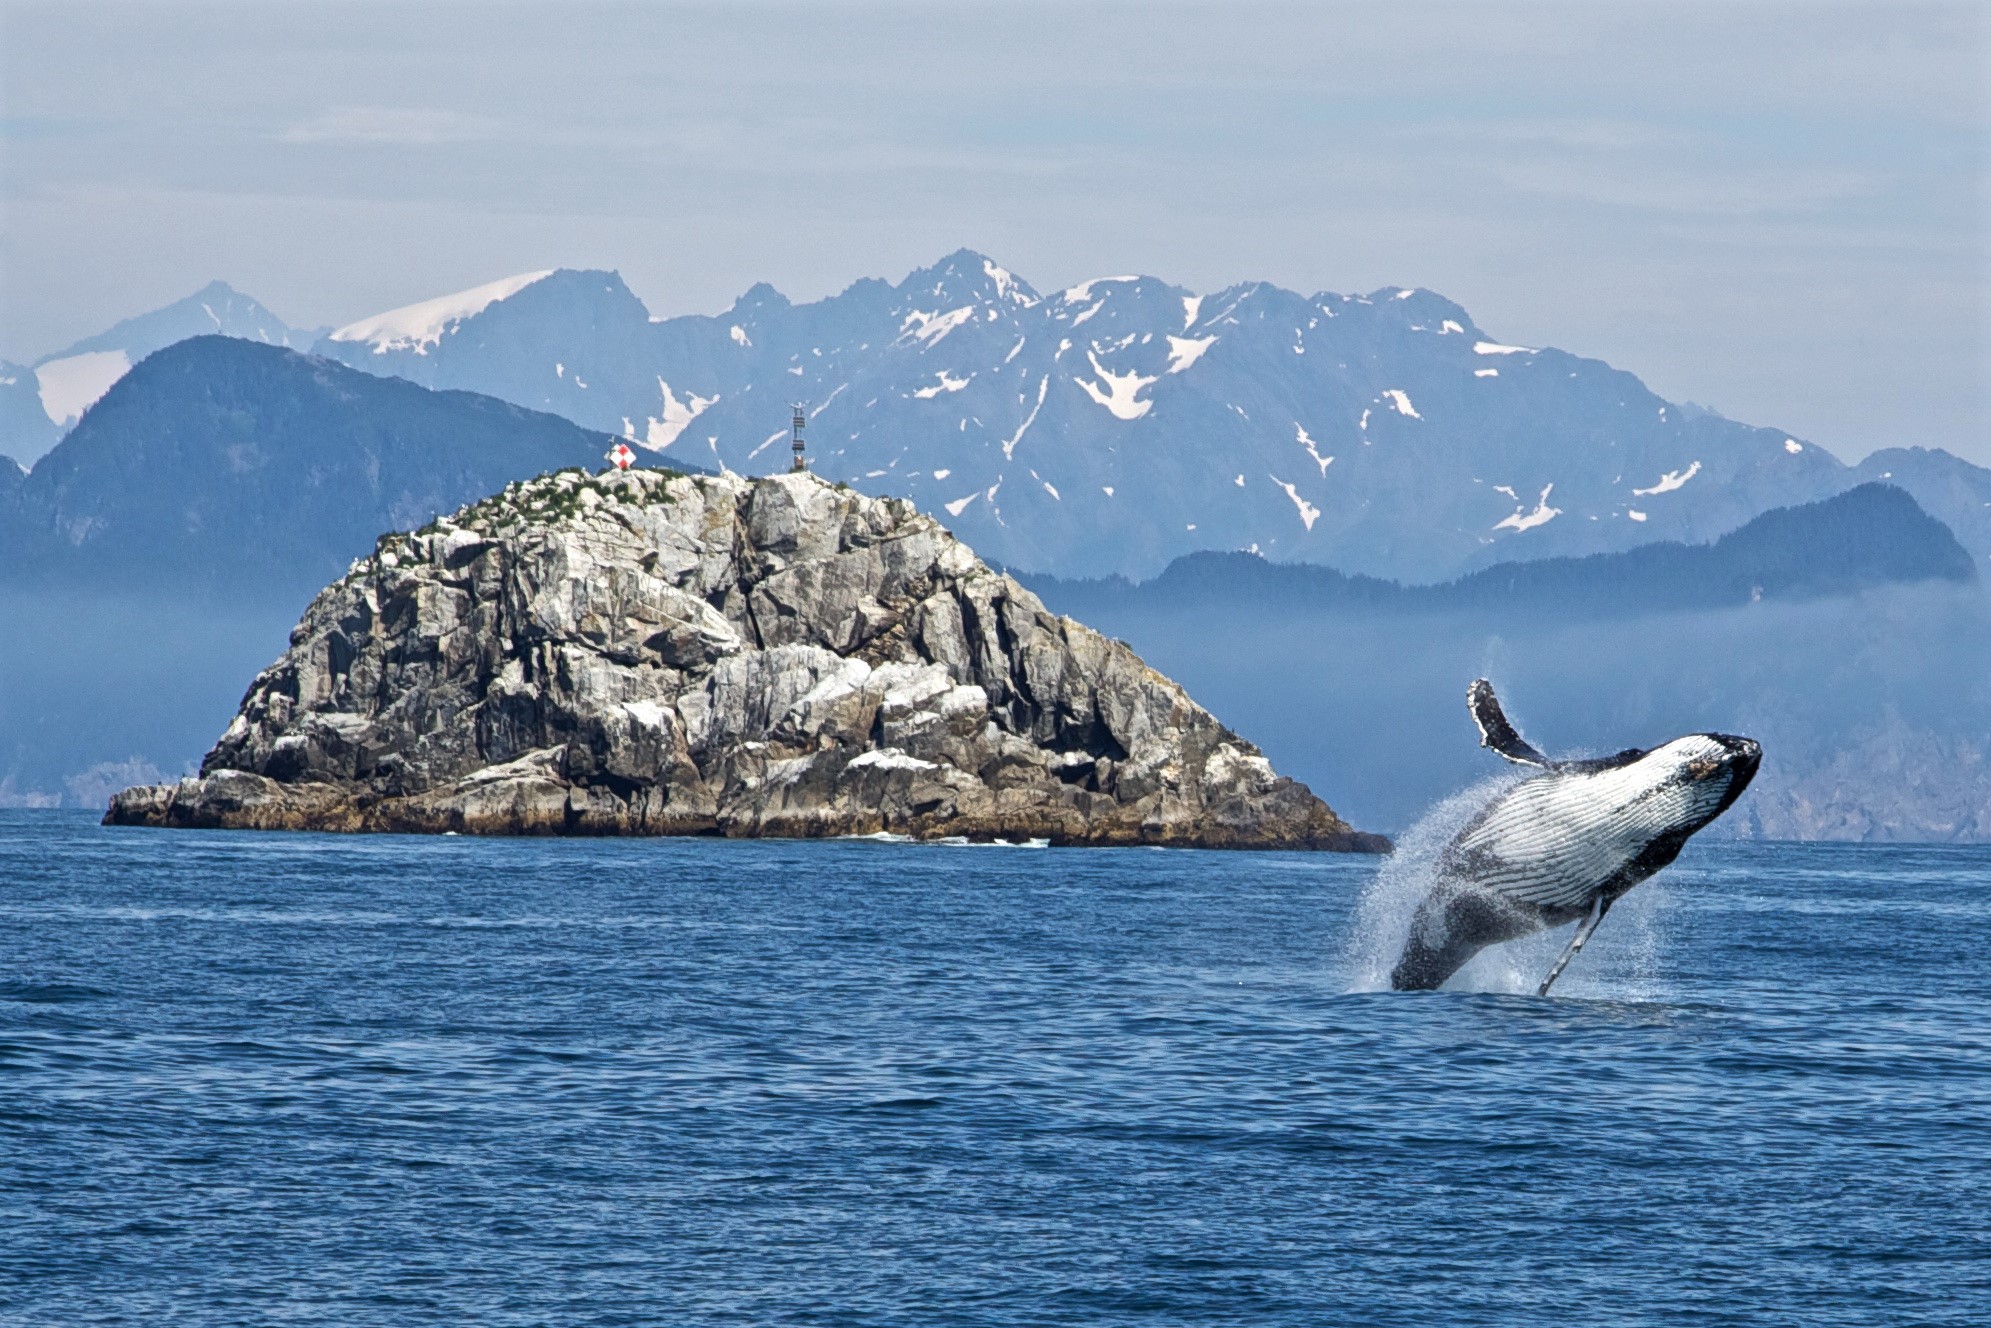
[{"left": 607, "top": 442, "right": 636, "bottom": 471}]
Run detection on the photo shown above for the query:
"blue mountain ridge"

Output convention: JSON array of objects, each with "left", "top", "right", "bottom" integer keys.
[
  {"left": 52, "top": 280, "right": 309, "bottom": 363},
  {"left": 310, "top": 251, "right": 1991, "bottom": 582},
  {"left": 1024, "top": 483, "right": 1976, "bottom": 620},
  {"left": 2, "top": 281, "right": 319, "bottom": 467},
  {"left": 0, "top": 337, "right": 638, "bottom": 598}
]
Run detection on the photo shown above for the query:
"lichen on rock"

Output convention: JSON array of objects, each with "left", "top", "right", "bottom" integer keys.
[{"left": 107, "top": 467, "right": 1385, "bottom": 850}]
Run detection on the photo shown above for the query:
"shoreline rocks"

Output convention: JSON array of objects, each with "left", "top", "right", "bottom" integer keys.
[{"left": 107, "top": 468, "right": 1386, "bottom": 852}]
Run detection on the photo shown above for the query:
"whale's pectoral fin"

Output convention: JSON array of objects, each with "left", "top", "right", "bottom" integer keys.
[
  {"left": 1467, "top": 678, "right": 1551, "bottom": 767},
  {"left": 1537, "top": 896, "right": 1610, "bottom": 997}
]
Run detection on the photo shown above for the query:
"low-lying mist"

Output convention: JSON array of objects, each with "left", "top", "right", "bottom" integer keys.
[
  {"left": 1038, "top": 581, "right": 1991, "bottom": 841},
  {"left": 7, "top": 579, "right": 1989, "bottom": 843},
  {"left": 0, "top": 590, "right": 303, "bottom": 806}
]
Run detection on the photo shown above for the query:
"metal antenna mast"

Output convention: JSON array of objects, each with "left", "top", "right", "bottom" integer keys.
[{"left": 790, "top": 405, "right": 808, "bottom": 472}]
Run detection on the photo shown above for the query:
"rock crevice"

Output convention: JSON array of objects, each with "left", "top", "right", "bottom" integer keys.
[{"left": 108, "top": 468, "right": 1385, "bottom": 850}]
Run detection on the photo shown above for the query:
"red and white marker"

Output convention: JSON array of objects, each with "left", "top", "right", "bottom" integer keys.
[{"left": 606, "top": 442, "right": 636, "bottom": 471}]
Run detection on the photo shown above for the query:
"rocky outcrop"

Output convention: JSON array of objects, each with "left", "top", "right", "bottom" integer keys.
[{"left": 107, "top": 468, "right": 1384, "bottom": 850}]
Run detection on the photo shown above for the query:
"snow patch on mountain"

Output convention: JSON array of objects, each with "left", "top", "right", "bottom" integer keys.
[
  {"left": 1633, "top": 460, "right": 1702, "bottom": 496},
  {"left": 329, "top": 271, "right": 555, "bottom": 354},
  {"left": 912, "top": 371, "right": 972, "bottom": 399},
  {"left": 1271, "top": 476, "right": 1321, "bottom": 531},
  {"left": 1474, "top": 340, "right": 1535, "bottom": 356},
  {"left": 1074, "top": 353, "right": 1156, "bottom": 421},
  {"left": 983, "top": 259, "right": 1037, "bottom": 307},
  {"left": 1003, "top": 376, "right": 1050, "bottom": 459},
  {"left": 1494, "top": 485, "right": 1562, "bottom": 532},
  {"left": 1295, "top": 424, "right": 1333, "bottom": 477},
  {"left": 1381, "top": 389, "right": 1421, "bottom": 419},
  {"left": 35, "top": 351, "right": 131, "bottom": 425},
  {"left": 897, "top": 306, "right": 975, "bottom": 348},
  {"left": 1063, "top": 276, "right": 1137, "bottom": 305},
  {"left": 642, "top": 380, "right": 718, "bottom": 450},
  {"left": 1165, "top": 335, "right": 1217, "bottom": 374}
]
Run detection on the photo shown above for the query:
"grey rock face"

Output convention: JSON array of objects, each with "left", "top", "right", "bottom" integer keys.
[{"left": 108, "top": 468, "right": 1383, "bottom": 850}]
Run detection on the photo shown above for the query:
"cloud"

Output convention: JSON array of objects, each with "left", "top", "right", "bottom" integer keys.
[
  {"left": 1479, "top": 158, "right": 1879, "bottom": 218},
  {"left": 1392, "top": 117, "right": 1692, "bottom": 153},
  {"left": 275, "top": 107, "right": 505, "bottom": 146}
]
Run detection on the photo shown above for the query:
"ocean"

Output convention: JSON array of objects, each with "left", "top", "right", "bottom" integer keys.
[{"left": 3, "top": 809, "right": 1987, "bottom": 1325}]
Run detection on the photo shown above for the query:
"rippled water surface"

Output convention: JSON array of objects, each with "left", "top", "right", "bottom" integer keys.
[{"left": 3, "top": 810, "right": 1988, "bottom": 1325}]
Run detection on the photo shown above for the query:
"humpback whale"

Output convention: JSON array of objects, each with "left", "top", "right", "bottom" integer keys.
[{"left": 1390, "top": 680, "right": 1760, "bottom": 994}]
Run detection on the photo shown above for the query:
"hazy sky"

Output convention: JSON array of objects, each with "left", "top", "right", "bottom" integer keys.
[{"left": 3, "top": 1, "right": 1985, "bottom": 464}]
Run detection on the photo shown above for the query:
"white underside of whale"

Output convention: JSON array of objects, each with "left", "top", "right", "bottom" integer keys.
[{"left": 1452, "top": 735, "right": 1737, "bottom": 913}]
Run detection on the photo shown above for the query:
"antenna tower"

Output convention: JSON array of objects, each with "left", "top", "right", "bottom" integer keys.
[{"left": 790, "top": 405, "right": 808, "bottom": 472}]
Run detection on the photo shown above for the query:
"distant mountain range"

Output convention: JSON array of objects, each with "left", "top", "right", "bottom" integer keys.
[
  {"left": 0, "top": 337, "right": 623, "bottom": 599},
  {"left": 2, "top": 282, "right": 318, "bottom": 467},
  {"left": 300, "top": 253, "right": 1991, "bottom": 582},
  {"left": 1028, "top": 483, "right": 1976, "bottom": 621},
  {"left": 10, "top": 257, "right": 1989, "bottom": 586}
]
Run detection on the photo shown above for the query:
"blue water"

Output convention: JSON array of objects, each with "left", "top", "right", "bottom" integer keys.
[{"left": 3, "top": 810, "right": 1988, "bottom": 1325}]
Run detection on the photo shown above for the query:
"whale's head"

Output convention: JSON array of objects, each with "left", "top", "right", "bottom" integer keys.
[{"left": 1640, "top": 732, "right": 1761, "bottom": 833}]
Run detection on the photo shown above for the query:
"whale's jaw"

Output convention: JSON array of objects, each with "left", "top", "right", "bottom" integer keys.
[{"left": 1705, "top": 734, "right": 1762, "bottom": 823}]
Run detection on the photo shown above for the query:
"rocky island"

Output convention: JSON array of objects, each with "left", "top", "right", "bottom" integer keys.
[{"left": 107, "top": 468, "right": 1384, "bottom": 851}]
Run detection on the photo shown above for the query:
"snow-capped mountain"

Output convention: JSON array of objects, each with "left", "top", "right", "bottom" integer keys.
[
  {"left": 320, "top": 269, "right": 664, "bottom": 427},
  {"left": 312, "top": 252, "right": 1991, "bottom": 582},
  {"left": 5, "top": 282, "right": 313, "bottom": 466}
]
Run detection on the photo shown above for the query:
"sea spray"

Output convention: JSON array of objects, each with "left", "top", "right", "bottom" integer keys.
[
  {"left": 1343, "top": 773, "right": 1518, "bottom": 991},
  {"left": 1343, "top": 771, "right": 1674, "bottom": 999}
]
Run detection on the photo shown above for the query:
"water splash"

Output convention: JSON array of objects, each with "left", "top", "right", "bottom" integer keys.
[
  {"left": 1342, "top": 773, "right": 1517, "bottom": 992},
  {"left": 1342, "top": 772, "right": 1673, "bottom": 1000}
]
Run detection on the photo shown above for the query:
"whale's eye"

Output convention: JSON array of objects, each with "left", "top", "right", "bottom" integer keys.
[{"left": 1687, "top": 759, "right": 1722, "bottom": 781}]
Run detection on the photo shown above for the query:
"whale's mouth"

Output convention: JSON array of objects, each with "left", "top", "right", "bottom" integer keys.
[
  {"left": 1712, "top": 733, "right": 1762, "bottom": 772},
  {"left": 1706, "top": 734, "right": 1762, "bottom": 812}
]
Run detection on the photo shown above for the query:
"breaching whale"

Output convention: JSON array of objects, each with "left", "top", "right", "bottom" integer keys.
[{"left": 1389, "top": 679, "right": 1761, "bottom": 994}]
